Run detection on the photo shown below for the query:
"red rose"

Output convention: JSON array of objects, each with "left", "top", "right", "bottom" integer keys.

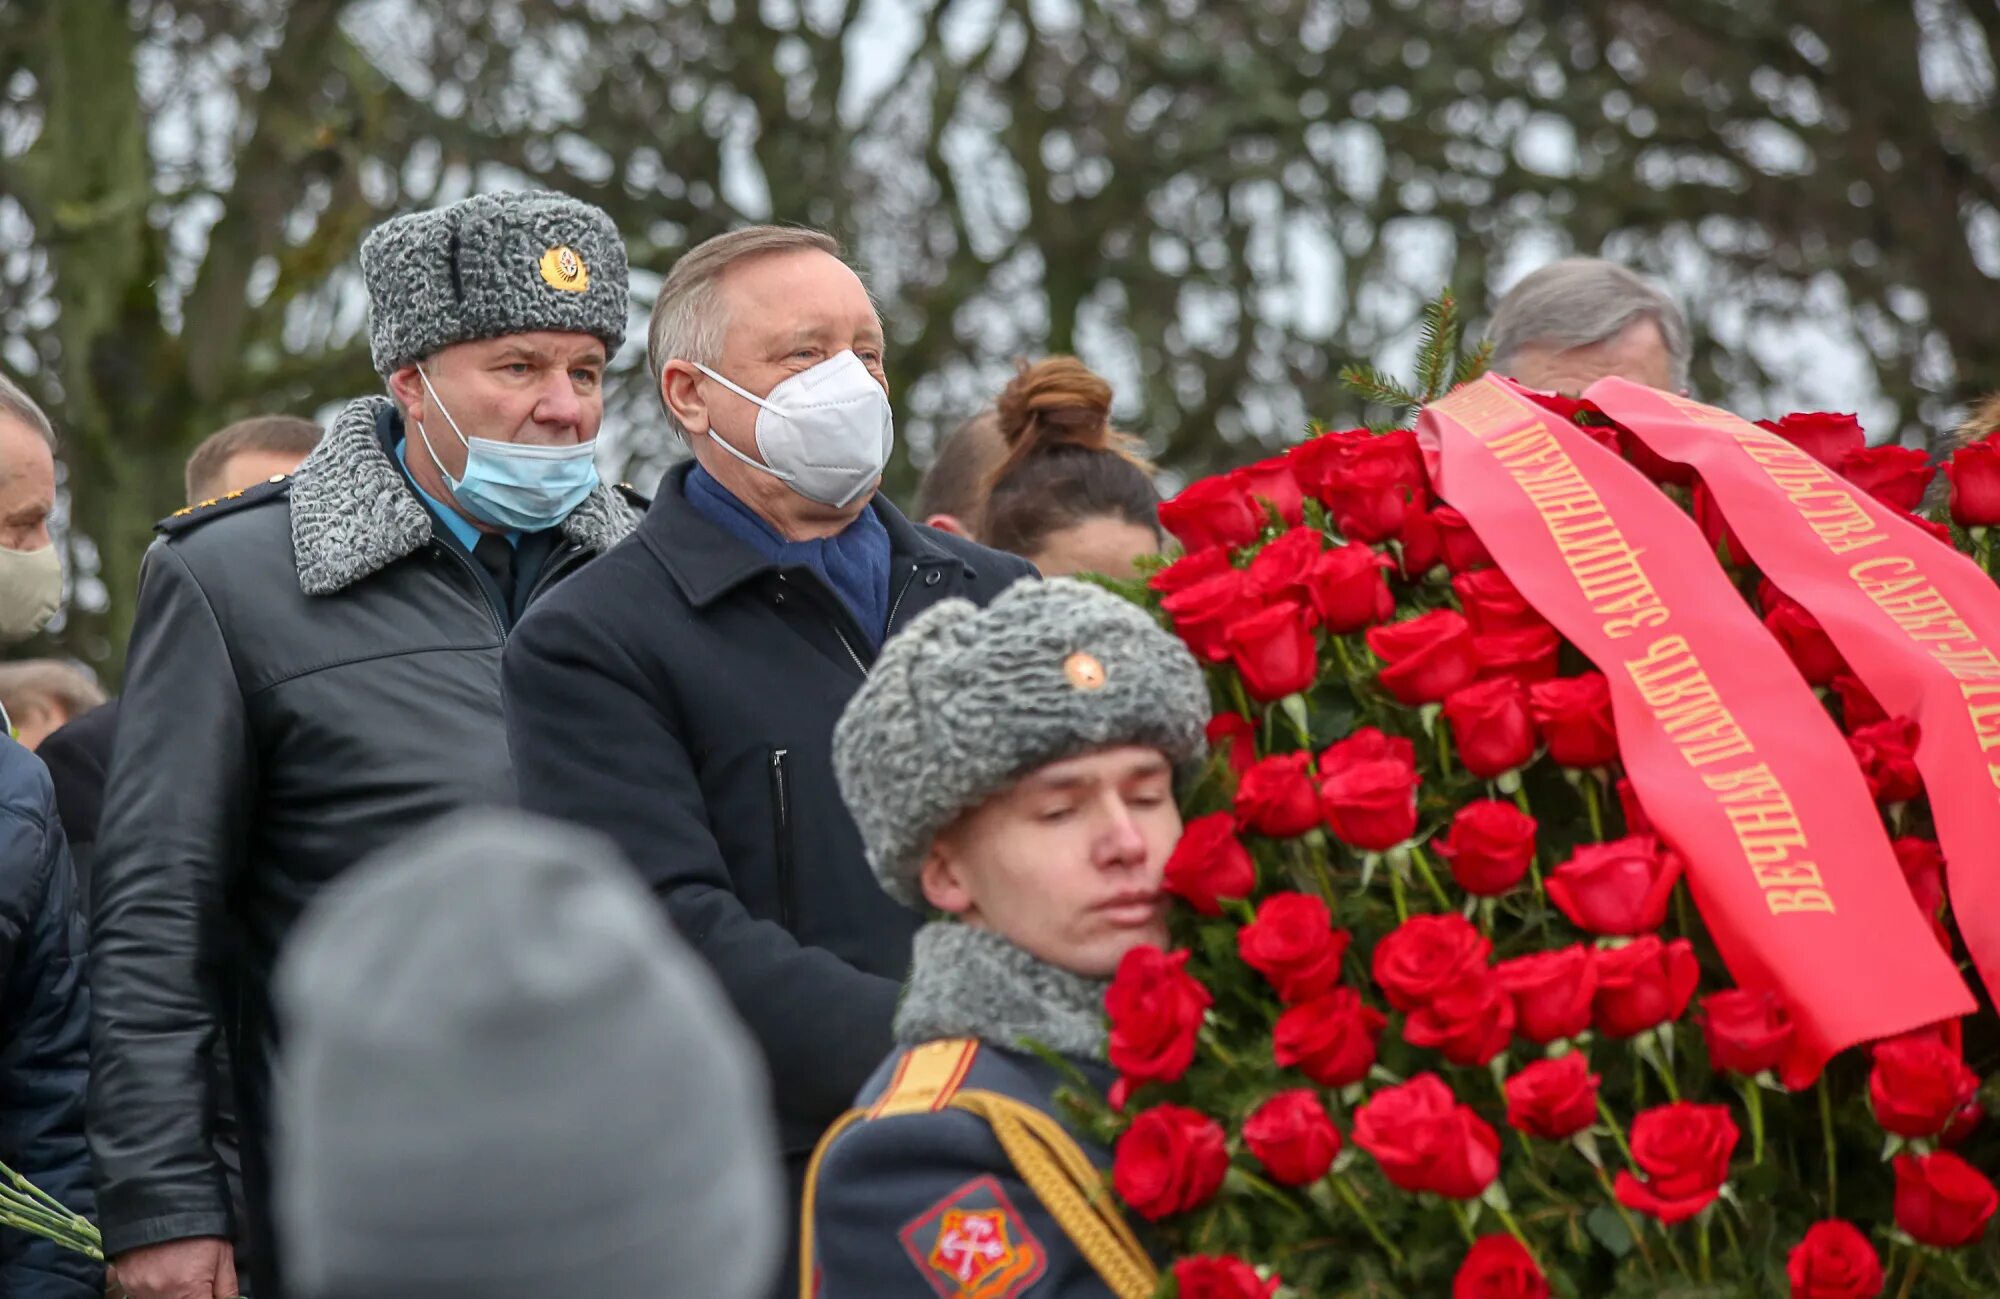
[
  {"left": 1206, "top": 713, "right": 1258, "bottom": 778},
  {"left": 1848, "top": 717, "right": 1923, "bottom": 804},
  {"left": 1306, "top": 542, "right": 1395, "bottom": 633},
  {"left": 1546, "top": 834, "right": 1683, "bottom": 936},
  {"left": 1453, "top": 569, "right": 1548, "bottom": 635},
  {"left": 1832, "top": 673, "right": 1888, "bottom": 732},
  {"left": 1396, "top": 495, "right": 1444, "bottom": 577},
  {"left": 1453, "top": 1234, "right": 1549, "bottom": 1299},
  {"left": 1614, "top": 1101, "right": 1739, "bottom": 1224},
  {"left": 1786, "top": 1220, "right": 1884, "bottom": 1299},
  {"left": 1495, "top": 945, "right": 1597, "bottom": 1044},
  {"left": 1593, "top": 935, "right": 1700, "bottom": 1039},
  {"left": 1160, "top": 475, "right": 1264, "bottom": 553},
  {"left": 1241, "top": 1089, "right": 1342, "bottom": 1186},
  {"left": 1149, "top": 544, "right": 1234, "bottom": 596},
  {"left": 1234, "top": 752, "right": 1320, "bottom": 837},
  {"left": 1870, "top": 1035, "right": 1980, "bottom": 1139},
  {"left": 1368, "top": 610, "right": 1479, "bottom": 705},
  {"left": 1438, "top": 800, "right": 1538, "bottom": 897},
  {"left": 1698, "top": 988, "right": 1795, "bottom": 1077},
  {"left": 1246, "top": 527, "right": 1325, "bottom": 602},
  {"left": 1105, "top": 946, "right": 1212, "bottom": 1085},
  {"left": 1237, "top": 892, "right": 1351, "bottom": 1003},
  {"left": 1694, "top": 482, "right": 1750, "bottom": 568},
  {"left": 1353, "top": 1073, "right": 1500, "bottom": 1199},
  {"left": 1272, "top": 986, "right": 1387, "bottom": 1087},
  {"left": 1318, "top": 726, "right": 1420, "bottom": 851},
  {"left": 1161, "top": 568, "right": 1253, "bottom": 663},
  {"left": 1371, "top": 913, "right": 1491, "bottom": 1012},
  {"left": 1758, "top": 412, "right": 1866, "bottom": 467},
  {"left": 1945, "top": 437, "right": 2000, "bottom": 527},
  {"left": 1443, "top": 679, "right": 1536, "bottom": 780},
  {"left": 1760, "top": 581, "right": 1846, "bottom": 685},
  {"left": 1616, "top": 778, "right": 1653, "bottom": 836},
  {"left": 1893, "top": 1151, "right": 1999, "bottom": 1248},
  {"left": 1171, "top": 1255, "right": 1279, "bottom": 1299},
  {"left": 1405, "top": 970, "right": 1516, "bottom": 1067},
  {"left": 1111, "top": 1104, "right": 1230, "bottom": 1221},
  {"left": 1504, "top": 1054, "right": 1601, "bottom": 1141},
  {"left": 1294, "top": 429, "right": 1429, "bottom": 542},
  {"left": 1163, "top": 812, "right": 1256, "bottom": 916},
  {"left": 1839, "top": 444, "right": 1935, "bottom": 513},
  {"left": 1474, "top": 625, "right": 1562, "bottom": 685},
  {"left": 1237, "top": 454, "right": 1307, "bottom": 529},
  {"left": 1225, "top": 600, "right": 1320, "bottom": 702},
  {"left": 1911, "top": 514, "right": 1957, "bottom": 548},
  {"left": 1527, "top": 673, "right": 1619, "bottom": 768},
  {"left": 1893, "top": 837, "right": 1946, "bottom": 916},
  {"left": 1433, "top": 505, "right": 1493, "bottom": 572}
]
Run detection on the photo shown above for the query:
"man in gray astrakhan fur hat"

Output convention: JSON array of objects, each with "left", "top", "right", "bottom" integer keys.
[
  {"left": 804, "top": 578, "right": 1209, "bottom": 1298},
  {"left": 89, "top": 190, "right": 643, "bottom": 1299}
]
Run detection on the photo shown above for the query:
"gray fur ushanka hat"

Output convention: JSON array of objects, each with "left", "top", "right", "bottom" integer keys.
[
  {"left": 360, "top": 189, "right": 629, "bottom": 377},
  {"left": 834, "top": 578, "right": 1210, "bottom": 907}
]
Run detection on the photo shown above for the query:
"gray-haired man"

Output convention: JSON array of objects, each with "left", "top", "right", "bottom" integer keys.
[
  {"left": 1487, "top": 256, "right": 1691, "bottom": 394},
  {"left": 89, "top": 190, "right": 643, "bottom": 1299}
]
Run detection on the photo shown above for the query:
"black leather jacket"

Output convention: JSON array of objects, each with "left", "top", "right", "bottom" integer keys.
[{"left": 86, "top": 397, "right": 638, "bottom": 1291}]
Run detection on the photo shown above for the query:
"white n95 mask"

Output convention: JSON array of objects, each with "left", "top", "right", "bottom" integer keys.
[{"left": 694, "top": 351, "right": 894, "bottom": 509}]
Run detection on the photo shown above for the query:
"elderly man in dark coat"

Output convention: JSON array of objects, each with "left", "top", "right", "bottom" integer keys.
[
  {"left": 502, "top": 224, "right": 1036, "bottom": 1296},
  {"left": 88, "top": 190, "right": 642, "bottom": 1299},
  {"left": 0, "top": 374, "right": 96, "bottom": 1299}
]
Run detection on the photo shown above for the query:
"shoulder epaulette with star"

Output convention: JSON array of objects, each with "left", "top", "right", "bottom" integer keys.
[{"left": 155, "top": 474, "right": 293, "bottom": 537}]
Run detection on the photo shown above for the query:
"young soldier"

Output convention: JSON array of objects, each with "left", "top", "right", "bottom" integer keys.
[{"left": 806, "top": 579, "right": 1209, "bottom": 1298}]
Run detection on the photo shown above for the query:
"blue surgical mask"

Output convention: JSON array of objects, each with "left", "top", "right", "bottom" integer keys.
[{"left": 412, "top": 367, "right": 601, "bottom": 532}]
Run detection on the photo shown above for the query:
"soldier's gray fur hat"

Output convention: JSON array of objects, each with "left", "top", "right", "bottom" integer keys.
[
  {"left": 834, "top": 578, "right": 1210, "bottom": 907},
  {"left": 360, "top": 189, "right": 629, "bottom": 377}
]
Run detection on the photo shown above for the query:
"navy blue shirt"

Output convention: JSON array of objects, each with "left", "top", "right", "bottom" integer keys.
[{"left": 683, "top": 465, "right": 892, "bottom": 648}]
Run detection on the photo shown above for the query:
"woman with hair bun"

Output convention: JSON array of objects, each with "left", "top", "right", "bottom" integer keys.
[{"left": 970, "top": 357, "right": 1163, "bottom": 579}]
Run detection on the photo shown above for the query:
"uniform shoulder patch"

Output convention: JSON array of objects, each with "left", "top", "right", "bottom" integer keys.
[
  {"left": 156, "top": 475, "right": 292, "bottom": 536},
  {"left": 870, "top": 1039, "right": 981, "bottom": 1119},
  {"left": 897, "top": 1174, "right": 1047, "bottom": 1299}
]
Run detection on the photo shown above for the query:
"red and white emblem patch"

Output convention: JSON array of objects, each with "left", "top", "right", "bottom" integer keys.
[{"left": 898, "top": 1175, "right": 1047, "bottom": 1297}]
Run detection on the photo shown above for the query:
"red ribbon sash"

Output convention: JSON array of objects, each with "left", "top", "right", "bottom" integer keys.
[
  {"left": 1590, "top": 377, "right": 2000, "bottom": 1015},
  {"left": 1418, "top": 377, "right": 1973, "bottom": 1080}
]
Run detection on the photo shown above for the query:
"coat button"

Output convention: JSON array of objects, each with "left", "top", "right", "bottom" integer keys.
[{"left": 924, "top": 569, "right": 943, "bottom": 587}]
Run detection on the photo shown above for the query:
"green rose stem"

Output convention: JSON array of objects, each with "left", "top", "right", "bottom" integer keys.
[
  {"left": 1579, "top": 772, "right": 1606, "bottom": 841},
  {"left": 1696, "top": 1212, "right": 1713, "bottom": 1283},
  {"left": 1408, "top": 844, "right": 1451, "bottom": 910},
  {"left": 1595, "top": 1095, "right": 1639, "bottom": 1170},
  {"left": 1736, "top": 1078, "right": 1766, "bottom": 1165},
  {"left": 1387, "top": 859, "right": 1410, "bottom": 923},
  {"left": 1330, "top": 635, "right": 1361, "bottom": 685},
  {"left": 1436, "top": 722, "right": 1454, "bottom": 780},
  {"left": 1636, "top": 1033, "right": 1680, "bottom": 1101},
  {"left": 1508, "top": 781, "right": 1547, "bottom": 900},
  {"left": 1895, "top": 1247, "right": 1926, "bottom": 1299},
  {"left": 1328, "top": 1173, "right": 1405, "bottom": 1269},
  {"left": 1446, "top": 1200, "right": 1479, "bottom": 1246},
  {"left": 1818, "top": 1074, "right": 1839, "bottom": 1215}
]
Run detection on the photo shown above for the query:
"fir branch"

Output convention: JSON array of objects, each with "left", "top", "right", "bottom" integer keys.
[
  {"left": 1338, "top": 364, "right": 1419, "bottom": 412},
  {"left": 1414, "top": 290, "right": 1461, "bottom": 401},
  {"left": 1454, "top": 338, "right": 1495, "bottom": 388}
]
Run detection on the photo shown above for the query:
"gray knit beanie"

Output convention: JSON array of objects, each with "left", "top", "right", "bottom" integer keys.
[
  {"left": 361, "top": 189, "right": 630, "bottom": 377},
  {"left": 834, "top": 578, "right": 1210, "bottom": 907},
  {"left": 274, "top": 810, "right": 781, "bottom": 1299}
]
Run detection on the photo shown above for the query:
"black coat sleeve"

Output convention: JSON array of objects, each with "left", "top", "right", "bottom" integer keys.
[
  {"left": 0, "top": 745, "right": 99, "bottom": 1298},
  {"left": 503, "top": 609, "right": 900, "bottom": 1143},
  {"left": 88, "top": 544, "right": 246, "bottom": 1255}
]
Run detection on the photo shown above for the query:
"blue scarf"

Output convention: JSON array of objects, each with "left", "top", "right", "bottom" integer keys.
[{"left": 683, "top": 465, "right": 892, "bottom": 649}]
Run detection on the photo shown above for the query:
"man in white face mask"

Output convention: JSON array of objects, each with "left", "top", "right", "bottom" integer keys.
[
  {"left": 0, "top": 373, "right": 97, "bottom": 1299},
  {"left": 502, "top": 226, "right": 1039, "bottom": 1299}
]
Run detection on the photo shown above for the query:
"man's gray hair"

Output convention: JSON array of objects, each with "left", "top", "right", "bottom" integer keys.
[
  {"left": 645, "top": 225, "right": 845, "bottom": 440},
  {"left": 0, "top": 372, "right": 57, "bottom": 449},
  {"left": 1488, "top": 257, "right": 1691, "bottom": 390}
]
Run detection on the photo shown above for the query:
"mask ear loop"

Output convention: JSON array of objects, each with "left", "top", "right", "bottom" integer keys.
[
  {"left": 691, "top": 363, "right": 798, "bottom": 483},
  {"left": 413, "top": 366, "right": 472, "bottom": 488}
]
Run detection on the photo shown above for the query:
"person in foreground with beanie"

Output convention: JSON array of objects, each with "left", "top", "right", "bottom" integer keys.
[
  {"left": 273, "top": 810, "right": 783, "bottom": 1299},
  {"left": 804, "top": 579, "right": 1209, "bottom": 1298},
  {"left": 89, "top": 189, "right": 642, "bottom": 1299}
]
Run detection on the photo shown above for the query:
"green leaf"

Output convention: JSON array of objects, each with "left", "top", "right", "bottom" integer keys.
[{"left": 1585, "top": 1203, "right": 1634, "bottom": 1258}]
